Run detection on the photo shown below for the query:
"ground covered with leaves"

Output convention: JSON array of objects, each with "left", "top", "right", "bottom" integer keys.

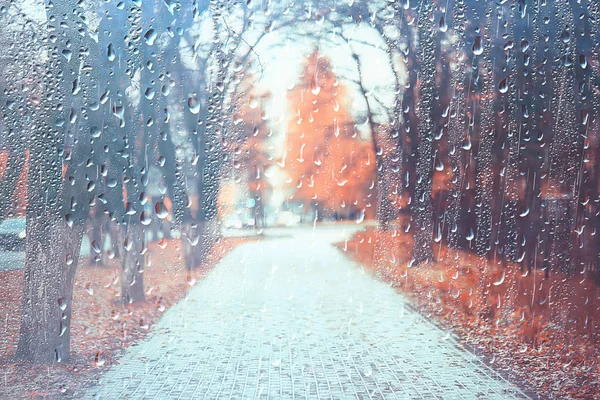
[
  {"left": 337, "top": 226, "right": 600, "bottom": 400},
  {"left": 0, "top": 236, "right": 251, "bottom": 399}
]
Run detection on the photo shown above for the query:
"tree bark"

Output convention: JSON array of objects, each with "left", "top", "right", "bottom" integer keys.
[
  {"left": 412, "top": 2, "right": 436, "bottom": 264},
  {"left": 0, "top": 147, "right": 26, "bottom": 220},
  {"left": 120, "top": 224, "right": 146, "bottom": 304},
  {"left": 16, "top": 217, "right": 84, "bottom": 362},
  {"left": 16, "top": 0, "right": 89, "bottom": 363}
]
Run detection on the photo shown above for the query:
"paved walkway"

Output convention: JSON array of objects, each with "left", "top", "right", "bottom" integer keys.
[{"left": 86, "top": 226, "right": 529, "bottom": 399}]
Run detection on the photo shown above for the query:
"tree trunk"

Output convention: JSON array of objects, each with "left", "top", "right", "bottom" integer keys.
[
  {"left": 89, "top": 215, "right": 105, "bottom": 265},
  {"left": 15, "top": 0, "right": 88, "bottom": 363},
  {"left": 412, "top": 2, "right": 436, "bottom": 264},
  {"left": 120, "top": 224, "right": 146, "bottom": 304},
  {"left": 16, "top": 218, "right": 84, "bottom": 362},
  {"left": 0, "top": 147, "right": 26, "bottom": 220},
  {"left": 472, "top": 1, "right": 495, "bottom": 259}
]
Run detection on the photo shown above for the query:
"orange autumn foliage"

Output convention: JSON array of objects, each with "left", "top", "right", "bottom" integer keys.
[
  {"left": 285, "top": 49, "right": 375, "bottom": 216},
  {"left": 230, "top": 75, "right": 271, "bottom": 192}
]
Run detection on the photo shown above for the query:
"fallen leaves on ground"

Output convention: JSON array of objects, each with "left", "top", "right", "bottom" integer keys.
[
  {"left": 0, "top": 236, "right": 251, "bottom": 399},
  {"left": 337, "top": 225, "right": 600, "bottom": 400}
]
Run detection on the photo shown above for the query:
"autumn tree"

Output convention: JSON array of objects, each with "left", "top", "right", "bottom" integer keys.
[
  {"left": 285, "top": 49, "right": 375, "bottom": 220},
  {"left": 229, "top": 72, "right": 272, "bottom": 228}
]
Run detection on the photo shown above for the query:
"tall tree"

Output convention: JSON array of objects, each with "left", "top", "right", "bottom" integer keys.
[
  {"left": 16, "top": 0, "right": 90, "bottom": 362},
  {"left": 229, "top": 72, "right": 272, "bottom": 229},
  {"left": 285, "top": 49, "right": 376, "bottom": 220},
  {"left": 412, "top": 1, "right": 437, "bottom": 264}
]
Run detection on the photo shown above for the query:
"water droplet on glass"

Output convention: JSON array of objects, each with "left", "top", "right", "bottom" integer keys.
[
  {"left": 498, "top": 78, "right": 508, "bottom": 94},
  {"left": 62, "top": 49, "right": 72, "bottom": 62},
  {"left": 232, "top": 113, "right": 243, "bottom": 126},
  {"left": 188, "top": 96, "right": 200, "bottom": 114},
  {"left": 94, "top": 351, "right": 105, "bottom": 367},
  {"left": 107, "top": 43, "right": 116, "bottom": 61},
  {"left": 472, "top": 36, "right": 483, "bottom": 55},
  {"left": 355, "top": 209, "right": 365, "bottom": 224},
  {"left": 155, "top": 202, "right": 168, "bottom": 219},
  {"left": 438, "top": 16, "right": 448, "bottom": 32},
  {"left": 140, "top": 211, "right": 152, "bottom": 226},
  {"left": 144, "top": 28, "right": 157, "bottom": 45},
  {"left": 560, "top": 28, "right": 570, "bottom": 43}
]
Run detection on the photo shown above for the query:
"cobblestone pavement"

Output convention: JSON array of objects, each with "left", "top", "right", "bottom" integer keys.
[{"left": 86, "top": 226, "right": 530, "bottom": 399}]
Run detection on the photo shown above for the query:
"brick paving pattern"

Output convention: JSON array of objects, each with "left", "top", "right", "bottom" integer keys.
[{"left": 86, "top": 226, "right": 530, "bottom": 399}]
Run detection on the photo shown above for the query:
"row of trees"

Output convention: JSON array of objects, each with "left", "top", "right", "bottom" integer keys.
[
  {"left": 0, "top": 0, "right": 284, "bottom": 363},
  {"left": 303, "top": 0, "right": 600, "bottom": 279},
  {"left": 1, "top": 0, "right": 599, "bottom": 363}
]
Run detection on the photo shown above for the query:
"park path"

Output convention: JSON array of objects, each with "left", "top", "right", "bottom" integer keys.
[{"left": 86, "top": 225, "right": 529, "bottom": 399}]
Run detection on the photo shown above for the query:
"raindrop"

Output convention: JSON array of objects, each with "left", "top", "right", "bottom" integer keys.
[
  {"left": 439, "top": 16, "right": 448, "bottom": 32},
  {"left": 310, "top": 82, "right": 320, "bottom": 96},
  {"left": 232, "top": 113, "right": 243, "bottom": 126},
  {"left": 84, "top": 282, "right": 93, "bottom": 295},
  {"left": 155, "top": 202, "right": 168, "bottom": 219},
  {"left": 144, "top": 29, "right": 157, "bottom": 45},
  {"left": 188, "top": 96, "right": 200, "bottom": 114},
  {"left": 434, "top": 226, "right": 442, "bottom": 242},
  {"left": 140, "top": 211, "right": 152, "bottom": 226},
  {"left": 434, "top": 127, "right": 444, "bottom": 140},
  {"left": 58, "top": 297, "right": 67, "bottom": 311},
  {"left": 65, "top": 214, "right": 73, "bottom": 228},
  {"left": 465, "top": 229, "right": 474, "bottom": 241},
  {"left": 94, "top": 351, "right": 105, "bottom": 367},
  {"left": 87, "top": 181, "right": 96, "bottom": 193},
  {"left": 186, "top": 270, "right": 197, "bottom": 287},
  {"left": 462, "top": 136, "right": 472, "bottom": 150},
  {"left": 62, "top": 49, "right": 72, "bottom": 62},
  {"left": 472, "top": 36, "right": 483, "bottom": 55},
  {"left": 107, "top": 43, "right": 116, "bottom": 61},
  {"left": 72, "top": 79, "right": 81, "bottom": 95},
  {"left": 498, "top": 78, "right": 508, "bottom": 94},
  {"left": 560, "top": 28, "right": 570, "bottom": 44},
  {"left": 355, "top": 209, "right": 365, "bottom": 224},
  {"left": 249, "top": 97, "right": 258, "bottom": 109},
  {"left": 91, "top": 240, "right": 101, "bottom": 254},
  {"left": 157, "top": 297, "right": 165, "bottom": 312}
]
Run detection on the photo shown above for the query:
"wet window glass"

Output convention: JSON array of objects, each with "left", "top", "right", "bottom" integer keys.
[{"left": 0, "top": 0, "right": 598, "bottom": 398}]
